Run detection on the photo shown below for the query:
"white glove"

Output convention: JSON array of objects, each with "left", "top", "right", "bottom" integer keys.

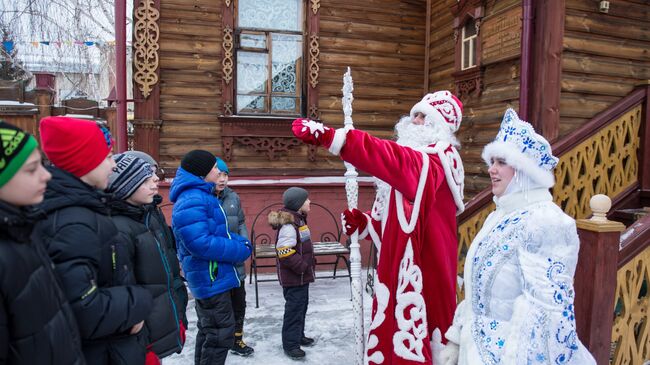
[{"left": 439, "top": 341, "right": 460, "bottom": 365}]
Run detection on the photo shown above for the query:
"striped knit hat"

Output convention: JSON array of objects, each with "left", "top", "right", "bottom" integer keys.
[
  {"left": 107, "top": 153, "right": 153, "bottom": 200},
  {"left": 0, "top": 121, "right": 38, "bottom": 188}
]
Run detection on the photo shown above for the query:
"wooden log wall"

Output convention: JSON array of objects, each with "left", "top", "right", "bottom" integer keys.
[
  {"left": 155, "top": 0, "right": 427, "bottom": 174},
  {"left": 158, "top": 0, "right": 223, "bottom": 172},
  {"left": 317, "top": 0, "right": 426, "bottom": 136},
  {"left": 560, "top": 0, "right": 650, "bottom": 137},
  {"left": 429, "top": 0, "right": 522, "bottom": 198}
]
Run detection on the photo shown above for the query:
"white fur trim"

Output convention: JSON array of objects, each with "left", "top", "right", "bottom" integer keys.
[
  {"left": 431, "top": 328, "right": 446, "bottom": 365},
  {"left": 420, "top": 144, "right": 466, "bottom": 214},
  {"left": 482, "top": 141, "right": 555, "bottom": 188},
  {"left": 328, "top": 128, "right": 348, "bottom": 155},
  {"left": 395, "top": 151, "right": 429, "bottom": 234},
  {"left": 409, "top": 91, "right": 462, "bottom": 132}
]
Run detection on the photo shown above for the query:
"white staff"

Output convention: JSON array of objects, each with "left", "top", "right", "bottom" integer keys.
[{"left": 342, "top": 66, "right": 364, "bottom": 365}]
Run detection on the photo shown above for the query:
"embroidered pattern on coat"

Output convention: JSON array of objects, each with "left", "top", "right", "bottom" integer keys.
[
  {"left": 470, "top": 210, "right": 529, "bottom": 363},
  {"left": 392, "top": 239, "right": 427, "bottom": 362}
]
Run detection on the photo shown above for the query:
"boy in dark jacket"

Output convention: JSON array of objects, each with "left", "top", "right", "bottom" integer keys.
[
  {"left": 213, "top": 157, "right": 254, "bottom": 356},
  {"left": 123, "top": 150, "right": 189, "bottom": 325},
  {"left": 268, "top": 187, "right": 316, "bottom": 360},
  {"left": 170, "top": 149, "right": 252, "bottom": 365},
  {"left": 35, "top": 116, "right": 153, "bottom": 365},
  {"left": 108, "top": 153, "right": 188, "bottom": 364},
  {"left": 0, "top": 121, "right": 86, "bottom": 365}
]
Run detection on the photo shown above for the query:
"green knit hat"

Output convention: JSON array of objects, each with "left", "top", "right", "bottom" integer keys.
[{"left": 0, "top": 121, "right": 38, "bottom": 188}]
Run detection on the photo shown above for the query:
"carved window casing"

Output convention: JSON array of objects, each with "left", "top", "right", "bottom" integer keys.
[
  {"left": 220, "top": 0, "right": 321, "bottom": 162},
  {"left": 451, "top": 0, "right": 484, "bottom": 98}
]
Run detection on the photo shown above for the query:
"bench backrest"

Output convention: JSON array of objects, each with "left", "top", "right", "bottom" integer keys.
[{"left": 250, "top": 202, "right": 342, "bottom": 253}]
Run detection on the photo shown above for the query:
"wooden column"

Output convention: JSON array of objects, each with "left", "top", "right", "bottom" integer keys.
[
  {"left": 574, "top": 194, "right": 625, "bottom": 365},
  {"left": 221, "top": 0, "right": 235, "bottom": 116},
  {"left": 132, "top": 0, "right": 162, "bottom": 160},
  {"left": 307, "top": 0, "right": 321, "bottom": 120},
  {"left": 529, "top": 0, "right": 565, "bottom": 142},
  {"left": 638, "top": 81, "right": 650, "bottom": 191}
]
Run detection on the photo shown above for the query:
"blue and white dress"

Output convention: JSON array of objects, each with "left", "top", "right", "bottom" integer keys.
[{"left": 446, "top": 188, "right": 596, "bottom": 364}]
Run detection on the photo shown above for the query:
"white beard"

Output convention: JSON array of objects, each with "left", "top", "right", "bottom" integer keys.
[
  {"left": 394, "top": 115, "right": 459, "bottom": 149},
  {"left": 371, "top": 116, "right": 459, "bottom": 221}
]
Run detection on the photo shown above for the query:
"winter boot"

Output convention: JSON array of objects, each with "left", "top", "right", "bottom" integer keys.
[
  {"left": 300, "top": 336, "right": 315, "bottom": 347},
  {"left": 231, "top": 332, "right": 254, "bottom": 356},
  {"left": 284, "top": 348, "right": 306, "bottom": 359}
]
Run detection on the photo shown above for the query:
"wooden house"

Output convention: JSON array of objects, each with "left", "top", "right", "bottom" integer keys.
[{"left": 128, "top": 1, "right": 650, "bottom": 362}]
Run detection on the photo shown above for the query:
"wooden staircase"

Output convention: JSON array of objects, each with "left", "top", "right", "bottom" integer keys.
[{"left": 456, "top": 83, "right": 650, "bottom": 364}]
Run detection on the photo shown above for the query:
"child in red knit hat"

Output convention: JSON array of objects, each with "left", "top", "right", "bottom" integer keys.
[{"left": 35, "top": 116, "right": 153, "bottom": 365}]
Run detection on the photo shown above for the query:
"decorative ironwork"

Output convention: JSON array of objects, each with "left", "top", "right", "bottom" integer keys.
[
  {"left": 552, "top": 105, "right": 641, "bottom": 220},
  {"left": 222, "top": 26, "right": 234, "bottom": 84},
  {"left": 456, "top": 104, "right": 642, "bottom": 300},
  {"left": 311, "top": 0, "right": 320, "bottom": 14},
  {"left": 309, "top": 34, "right": 320, "bottom": 88},
  {"left": 133, "top": 0, "right": 160, "bottom": 98},
  {"left": 234, "top": 136, "right": 302, "bottom": 160},
  {"left": 611, "top": 245, "right": 650, "bottom": 365}
]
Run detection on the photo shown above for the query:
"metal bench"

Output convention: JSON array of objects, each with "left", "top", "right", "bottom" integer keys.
[{"left": 248, "top": 202, "right": 351, "bottom": 308}]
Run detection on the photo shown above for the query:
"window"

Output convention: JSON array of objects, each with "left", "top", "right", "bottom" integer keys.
[
  {"left": 461, "top": 19, "right": 477, "bottom": 70},
  {"left": 235, "top": 0, "right": 304, "bottom": 116}
]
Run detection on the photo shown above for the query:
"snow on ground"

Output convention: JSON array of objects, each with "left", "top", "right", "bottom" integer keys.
[{"left": 165, "top": 272, "right": 374, "bottom": 365}]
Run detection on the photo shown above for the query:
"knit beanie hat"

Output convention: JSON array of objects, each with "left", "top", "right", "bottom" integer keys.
[
  {"left": 39, "top": 116, "right": 114, "bottom": 178},
  {"left": 215, "top": 157, "right": 229, "bottom": 174},
  {"left": 107, "top": 154, "right": 153, "bottom": 200},
  {"left": 124, "top": 150, "right": 157, "bottom": 168},
  {"left": 0, "top": 121, "right": 39, "bottom": 188},
  {"left": 180, "top": 149, "right": 216, "bottom": 178},
  {"left": 283, "top": 187, "right": 309, "bottom": 211}
]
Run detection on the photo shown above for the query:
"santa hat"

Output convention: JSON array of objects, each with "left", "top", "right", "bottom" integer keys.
[
  {"left": 481, "top": 108, "right": 559, "bottom": 188},
  {"left": 39, "top": 116, "right": 114, "bottom": 178},
  {"left": 409, "top": 90, "right": 463, "bottom": 133}
]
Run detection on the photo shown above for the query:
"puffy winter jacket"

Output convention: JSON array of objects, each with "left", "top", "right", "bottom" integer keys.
[
  {"left": 0, "top": 201, "right": 86, "bottom": 365},
  {"left": 35, "top": 166, "right": 153, "bottom": 365},
  {"left": 110, "top": 199, "right": 186, "bottom": 358},
  {"left": 169, "top": 167, "right": 251, "bottom": 300},
  {"left": 269, "top": 209, "right": 315, "bottom": 287},
  {"left": 216, "top": 187, "right": 249, "bottom": 280}
]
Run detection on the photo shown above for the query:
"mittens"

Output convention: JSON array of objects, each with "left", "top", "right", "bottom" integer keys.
[
  {"left": 292, "top": 118, "right": 335, "bottom": 148},
  {"left": 341, "top": 208, "right": 368, "bottom": 236}
]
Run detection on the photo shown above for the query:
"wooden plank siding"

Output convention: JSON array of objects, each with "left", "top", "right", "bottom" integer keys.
[
  {"left": 317, "top": 0, "right": 427, "bottom": 135},
  {"left": 429, "top": 0, "right": 523, "bottom": 198},
  {"left": 560, "top": 0, "right": 650, "bottom": 137},
  {"left": 158, "top": 0, "right": 224, "bottom": 171}
]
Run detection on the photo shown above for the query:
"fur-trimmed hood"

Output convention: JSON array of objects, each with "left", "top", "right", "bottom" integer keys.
[{"left": 268, "top": 210, "right": 296, "bottom": 230}]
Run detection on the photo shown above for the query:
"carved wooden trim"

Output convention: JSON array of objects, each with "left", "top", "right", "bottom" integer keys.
[
  {"left": 307, "top": 6, "right": 321, "bottom": 120},
  {"left": 219, "top": 116, "right": 306, "bottom": 161},
  {"left": 133, "top": 0, "right": 160, "bottom": 98},
  {"left": 450, "top": 0, "right": 485, "bottom": 100},
  {"left": 309, "top": 34, "right": 320, "bottom": 89},
  {"left": 222, "top": 26, "right": 234, "bottom": 84},
  {"left": 221, "top": 0, "right": 234, "bottom": 116},
  {"left": 310, "top": 0, "right": 320, "bottom": 14}
]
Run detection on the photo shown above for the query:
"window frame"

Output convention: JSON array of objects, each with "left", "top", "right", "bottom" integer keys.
[
  {"left": 460, "top": 20, "right": 478, "bottom": 70},
  {"left": 233, "top": 2, "right": 306, "bottom": 117}
]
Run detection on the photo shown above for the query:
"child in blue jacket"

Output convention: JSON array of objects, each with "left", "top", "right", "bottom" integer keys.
[{"left": 170, "top": 149, "right": 251, "bottom": 365}]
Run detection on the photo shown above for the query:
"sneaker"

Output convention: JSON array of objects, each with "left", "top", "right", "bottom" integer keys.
[
  {"left": 284, "top": 348, "right": 306, "bottom": 359},
  {"left": 300, "top": 336, "right": 315, "bottom": 346},
  {"left": 231, "top": 338, "right": 255, "bottom": 356}
]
